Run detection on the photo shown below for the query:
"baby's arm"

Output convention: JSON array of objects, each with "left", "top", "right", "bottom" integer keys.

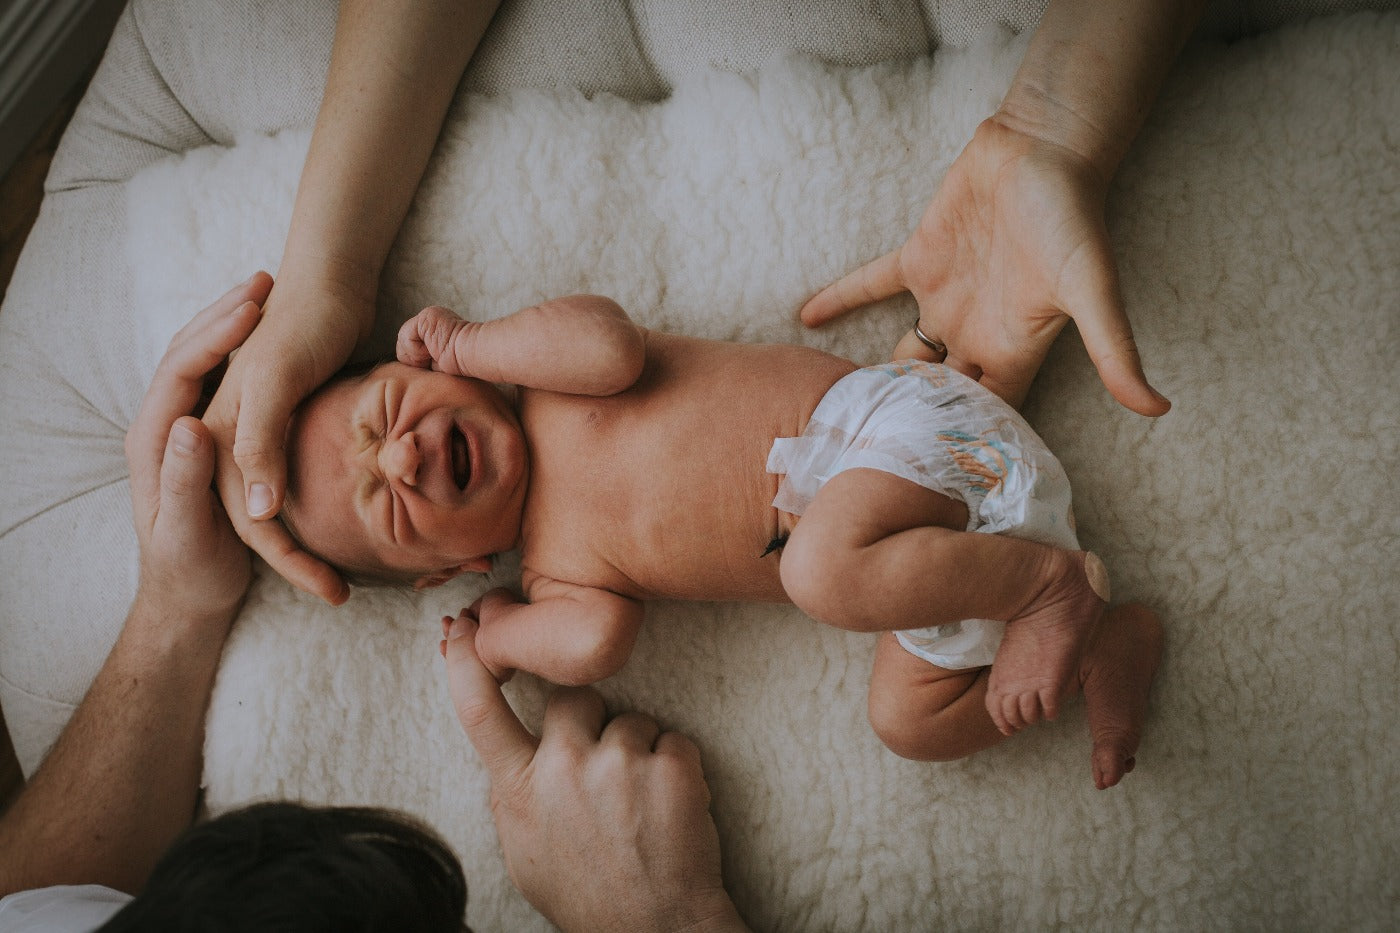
[
  {"left": 471, "top": 572, "right": 644, "bottom": 686},
  {"left": 397, "top": 297, "right": 646, "bottom": 395}
]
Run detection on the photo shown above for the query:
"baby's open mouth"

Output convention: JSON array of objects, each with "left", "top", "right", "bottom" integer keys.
[{"left": 450, "top": 426, "right": 470, "bottom": 491}]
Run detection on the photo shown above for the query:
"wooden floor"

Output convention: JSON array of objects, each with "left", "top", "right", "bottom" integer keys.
[{"left": 0, "top": 78, "right": 90, "bottom": 813}]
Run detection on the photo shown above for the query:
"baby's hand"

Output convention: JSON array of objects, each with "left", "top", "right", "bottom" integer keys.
[
  {"left": 397, "top": 305, "right": 473, "bottom": 375},
  {"left": 441, "top": 605, "right": 515, "bottom": 685}
]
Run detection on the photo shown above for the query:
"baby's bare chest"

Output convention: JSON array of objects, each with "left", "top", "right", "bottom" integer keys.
[{"left": 517, "top": 336, "right": 853, "bottom": 601}]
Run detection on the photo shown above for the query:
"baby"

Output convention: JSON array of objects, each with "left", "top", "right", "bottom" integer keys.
[{"left": 282, "top": 296, "right": 1162, "bottom": 788}]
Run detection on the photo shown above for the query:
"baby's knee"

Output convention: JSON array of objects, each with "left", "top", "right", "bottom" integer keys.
[
  {"left": 778, "top": 531, "right": 875, "bottom": 631},
  {"left": 867, "top": 686, "right": 934, "bottom": 762},
  {"left": 867, "top": 677, "right": 979, "bottom": 763}
]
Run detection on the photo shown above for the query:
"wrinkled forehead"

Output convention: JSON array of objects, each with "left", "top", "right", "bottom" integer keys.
[
  {"left": 281, "top": 369, "right": 380, "bottom": 563},
  {"left": 290, "top": 368, "right": 374, "bottom": 458}
]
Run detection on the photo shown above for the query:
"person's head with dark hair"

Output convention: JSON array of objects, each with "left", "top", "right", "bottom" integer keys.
[{"left": 98, "top": 802, "right": 469, "bottom": 933}]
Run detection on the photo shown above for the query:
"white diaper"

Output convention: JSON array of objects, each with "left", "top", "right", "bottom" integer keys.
[{"left": 767, "top": 361, "right": 1079, "bottom": 669}]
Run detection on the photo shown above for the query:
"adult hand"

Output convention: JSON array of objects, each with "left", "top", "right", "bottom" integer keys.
[
  {"left": 202, "top": 270, "right": 374, "bottom": 605},
  {"left": 800, "top": 118, "right": 1170, "bottom": 416},
  {"left": 125, "top": 276, "right": 266, "bottom": 630},
  {"left": 441, "top": 611, "right": 748, "bottom": 933}
]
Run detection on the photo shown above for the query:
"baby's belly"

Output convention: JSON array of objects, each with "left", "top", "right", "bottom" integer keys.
[{"left": 608, "top": 532, "right": 791, "bottom": 603}]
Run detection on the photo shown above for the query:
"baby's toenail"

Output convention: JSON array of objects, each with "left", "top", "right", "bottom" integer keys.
[{"left": 1084, "top": 552, "right": 1111, "bottom": 602}]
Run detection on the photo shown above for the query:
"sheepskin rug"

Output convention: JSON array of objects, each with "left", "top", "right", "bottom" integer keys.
[{"left": 124, "top": 13, "right": 1398, "bottom": 931}]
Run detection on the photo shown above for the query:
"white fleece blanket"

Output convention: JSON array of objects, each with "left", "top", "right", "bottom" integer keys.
[{"left": 125, "top": 15, "right": 1399, "bottom": 931}]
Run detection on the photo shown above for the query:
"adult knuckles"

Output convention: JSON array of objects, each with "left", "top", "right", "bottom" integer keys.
[
  {"left": 160, "top": 458, "right": 206, "bottom": 499},
  {"left": 231, "top": 435, "right": 283, "bottom": 474},
  {"left": 453, "top": 690, "right": 501, "bottom": 737}
]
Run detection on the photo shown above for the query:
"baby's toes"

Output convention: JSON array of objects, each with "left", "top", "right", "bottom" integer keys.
[
  {"left": 1002, "top": 693, "right": 1027, "bottom": 734},
  {"left": 1017, "top": 691, "right": 1043, "bottom": 728},
  {"left": 987, "top": 696, "right": 1011, "bottom": 736},
  {"left": 1092, "top": 746, "right": 1127, "bottom": 790}
]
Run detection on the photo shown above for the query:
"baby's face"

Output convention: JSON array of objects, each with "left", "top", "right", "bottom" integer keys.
[{"left": 284, "top": 362, "right": 528, "bottom": 583}]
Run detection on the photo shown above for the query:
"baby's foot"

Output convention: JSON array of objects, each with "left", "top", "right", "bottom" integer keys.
[
  {"left": 985, "top": 551, "right": 1110, "bottom": 735},
  {"left": 1078, "top": 602, "right": 1163, "bottom": 790}
]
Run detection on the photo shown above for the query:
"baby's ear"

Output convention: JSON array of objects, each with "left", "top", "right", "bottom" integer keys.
[{"left": 412, "top": 557, "right": 492, "bottom": 590}]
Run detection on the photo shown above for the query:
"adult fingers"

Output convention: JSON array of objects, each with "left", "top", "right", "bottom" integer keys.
[
  {"left": 230, "top": 389, "right": 300, "bottom": 521},
  {"left": 653, "top": 731, "right": 711, "bottom": 809},
  {"left": 540, "top": 686, "right": 608, "bottom": 753},
  {"left": 233, "top": 503, "right": 349, "bottom": 604},
  {"left": 159, "top": 417, "right": 217, "bottom": 511},
  {"left": 653, "top": 730, "right": 706, "bottom": 781},
  {"left": 127, "top": 298, "right": 264, "bottom": 510},
  {"left": 799, "top": 249, "right": 905, "bottom": 328},
  {"left": 975, "top": 364, "right": 1035, "bottom": 411},
  {"left": 132, "top": 299, "right": 264, "bottom": 460},
  {"left": 601, "top": 711, "right": 662, "bottom": 753},
  {"left": 1060, "top": 242, "right": 1170, "bottom": 417},
  {"left": 890, "top": 328, "right": 943, "bottom": 364},
  {"left": 939, "top": 350, "right": 984, "bottom": 386},
  {"left": 444, "top": 612, "right": 539, "bottom": 785},
  {"left": 153, "top": 418, "right": 226, "bottom": 552},
  {"left": 169, "top": 272, "right": 273, "bottom": 349}
]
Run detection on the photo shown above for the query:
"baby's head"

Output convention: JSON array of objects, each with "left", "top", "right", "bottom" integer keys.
[{"left": 281, "top": 361, "right": 529, "bottom": 589}]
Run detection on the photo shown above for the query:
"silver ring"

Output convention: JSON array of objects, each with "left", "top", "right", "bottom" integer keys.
[{"left": 913, "top": 320, "right": 946, "bottom": 355}]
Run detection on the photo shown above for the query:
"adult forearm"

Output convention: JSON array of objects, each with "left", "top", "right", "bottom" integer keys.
[
  {"left": 0, "top": 599, "right": 230, "bottom": 896},
  {"left": 281, "top": 0, "right": 502, "bottom": 320},
  {"left": 994, "top": 0, "right": 1205, "bottom": 179}
]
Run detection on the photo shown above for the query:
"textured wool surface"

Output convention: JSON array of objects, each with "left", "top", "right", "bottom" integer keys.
[{"left": 124, "top": 15, "right": 1398, "bottom": 931}]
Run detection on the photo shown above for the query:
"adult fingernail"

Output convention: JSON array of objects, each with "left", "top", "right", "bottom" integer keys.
[
  {"left": 447, "top": 616, "right": 470, "bottom": 640},
  {"left": 247, "top": 483, "right": 273, "bottom": 517},
  {"left": 172, "top": 423, "right": 199, "bottom": 454}
]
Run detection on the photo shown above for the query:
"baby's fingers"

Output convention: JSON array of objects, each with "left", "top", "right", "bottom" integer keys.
[
  {"left": 397, "top": 306, "right": 468, "bottom": 373},
  {"left": 396, "top": 315, "right": 434, "bottom": 369}
]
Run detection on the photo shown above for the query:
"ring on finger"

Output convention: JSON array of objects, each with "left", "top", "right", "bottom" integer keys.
[{"left": 913, "top": 320, "right": 947, "bottom": 355}]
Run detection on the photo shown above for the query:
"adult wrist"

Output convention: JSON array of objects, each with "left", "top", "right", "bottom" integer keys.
[
  {"left": 273, "top": 247, "right": 382, "bottom": 338},
  {"left": 127, "top": 587, "right": 238, "bottom": 652},
  {"left": 989, "top": 89, "right": 1121, "bottom": 186}
]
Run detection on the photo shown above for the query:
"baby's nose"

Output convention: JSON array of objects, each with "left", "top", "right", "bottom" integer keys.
[{"left": 380, "top": 431, "right": 421, "bottom": 487}]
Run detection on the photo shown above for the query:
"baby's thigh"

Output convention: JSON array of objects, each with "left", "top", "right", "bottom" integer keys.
[
  {"left": 778, "top": 468, "right": 966, "bottom": 628},
  {"left": 792, "top": 467, "right": 967, "bottom": 549},
  {"left": 868, "top": 631, "right": 1000, "bottom": 761}
]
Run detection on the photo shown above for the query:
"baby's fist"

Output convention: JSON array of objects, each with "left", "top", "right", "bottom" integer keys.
[{"left": 397, "top": 305, "right": 471, "bottom": 374}]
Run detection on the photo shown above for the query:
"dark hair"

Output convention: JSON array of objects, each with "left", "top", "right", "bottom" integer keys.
[{"left": 98, "top": 802, "right": 468, "bottom": 933}]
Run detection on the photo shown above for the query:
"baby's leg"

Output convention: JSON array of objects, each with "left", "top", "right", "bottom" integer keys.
[
  {"left": 781, "top": 468, "right": 1100, "bottom": 727},
  {"left": 1078, "top": 602, "right": 1163, "bottom": 789},
  {"left": 867, "top": 632, "right": 1004, "bottom": 761},
  {"left": 872, "top": 605, "right": 1163, "bottom": 787},
  {"left": 984, "top": 547, "right": 1107, "bottom": 736}
]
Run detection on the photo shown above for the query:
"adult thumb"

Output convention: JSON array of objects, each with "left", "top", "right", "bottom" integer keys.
[
  {"left": 443, "top": 615, "right": 538, "bottom": 785},
  {"left": 160, "top": 417, "right": 218, "bottom": 529},
  {"left": 231, "top": 392, "right": 296, "bottom": 520},
  {"left": 1061, "top": 240, "right": 1170, "bottom": 417}
]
